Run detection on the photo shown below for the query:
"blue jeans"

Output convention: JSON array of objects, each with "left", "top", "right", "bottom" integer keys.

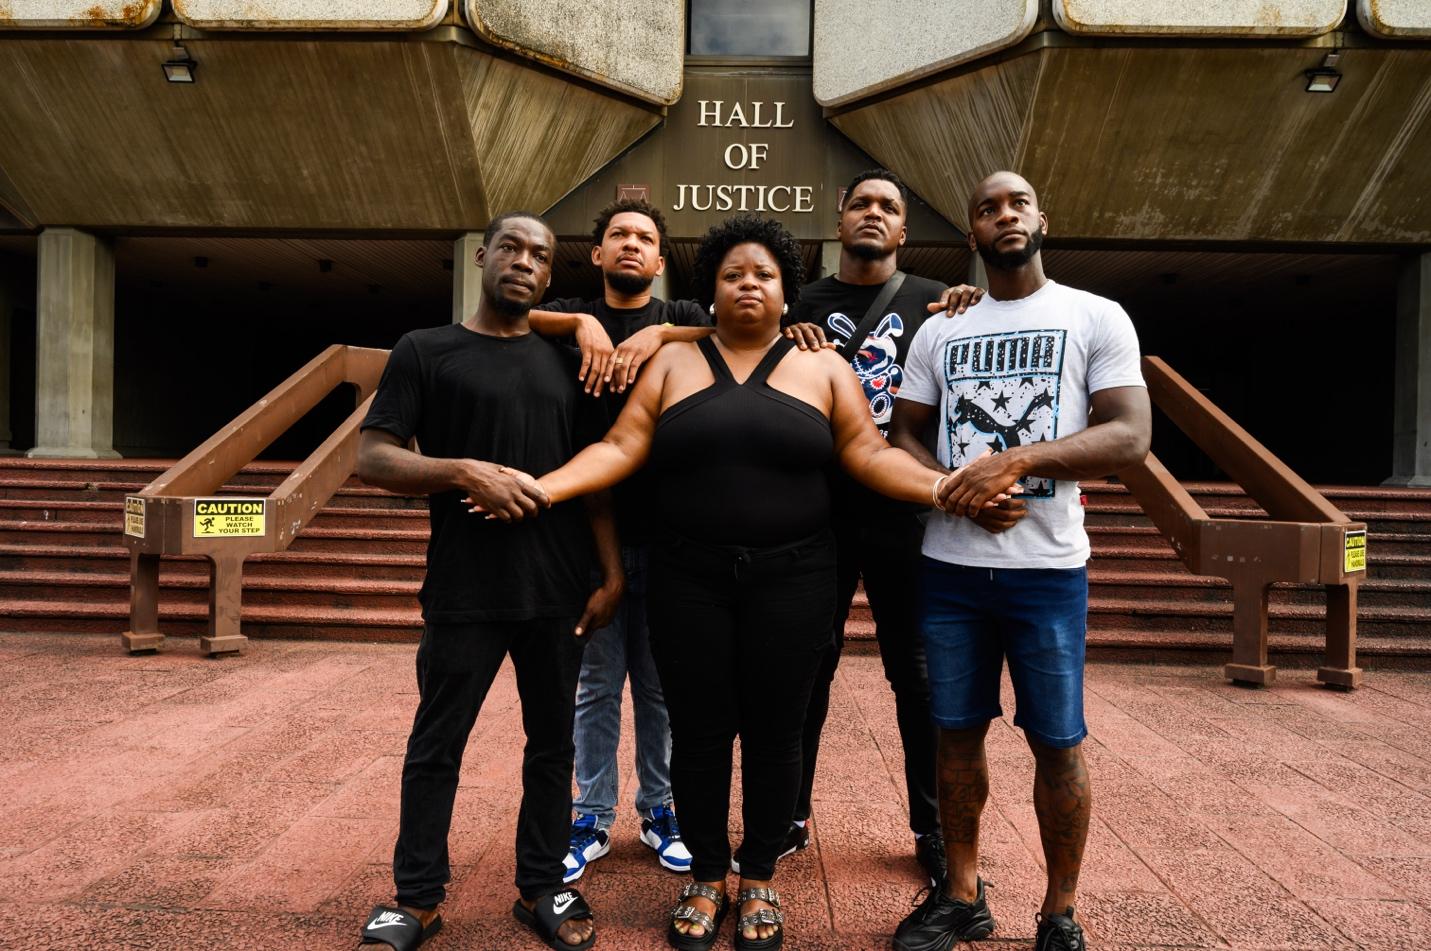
[
  {"left": 573, "top": 546, "right": 672, "bottom": 828},
  {"left": 919, "top": 559, "right": 1089, "bottom": 749}
]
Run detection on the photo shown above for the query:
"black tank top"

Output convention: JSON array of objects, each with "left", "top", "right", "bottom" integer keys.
[{"left": 649, "top": 337, "right": 834, "bottom": 547}]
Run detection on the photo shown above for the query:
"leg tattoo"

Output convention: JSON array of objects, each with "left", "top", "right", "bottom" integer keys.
[
  {"left": 1029, "top": 739, "right": 1091, "bottom": 915},
  {"left": 937, "top": 724, "right": 990, "bottom": 901}
]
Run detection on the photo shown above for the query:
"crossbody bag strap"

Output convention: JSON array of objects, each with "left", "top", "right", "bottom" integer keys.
[{"left": 836, "top": 270, "right": 905, "bottom": 363}]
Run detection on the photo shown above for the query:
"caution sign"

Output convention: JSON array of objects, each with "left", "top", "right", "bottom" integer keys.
[
  {"left": 193, "top": 498, "right": 267, "bottom": 538},
  {"left": 1344, "top": 529, "right": 1367, "bottom": 573},
  {"left": 124, "top": 496, "right": 145, "bottom": 538}
]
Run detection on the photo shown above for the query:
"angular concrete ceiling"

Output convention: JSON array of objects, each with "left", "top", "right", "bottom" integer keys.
[
  {"left": 830, "top": 45, "right": 1431, "bottom": 243},
  {"left": 0, "top": 33, "right": 662, "bottom": 231}
]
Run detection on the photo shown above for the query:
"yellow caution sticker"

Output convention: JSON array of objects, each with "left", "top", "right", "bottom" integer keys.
[
  {"left": 124, "top": 496, "right": 145, "bottom": 538},
  {"left": 193, "top": 498, "right": 267, "bottom": 538},
  {"left": 1343, "top": 529, "right": 1366, "bottom": 573}
]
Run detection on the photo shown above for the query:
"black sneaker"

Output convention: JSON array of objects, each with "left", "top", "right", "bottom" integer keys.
[
  {"left": 915, "top": 833, "right": 948, "bottom": 886},
  {"left": 1035, "top": 907, "right": 1085, "bottom": 951},
  {"left": 730, "top": 823, "right": 809, "bottom": 874},
  {"left": 893, "top": 877, "right": 996, "bottom": 951}
]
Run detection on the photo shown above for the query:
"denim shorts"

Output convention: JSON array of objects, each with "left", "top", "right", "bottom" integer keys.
[{"left": 919, "top": 558, "right": 1089, "bottom": 748}]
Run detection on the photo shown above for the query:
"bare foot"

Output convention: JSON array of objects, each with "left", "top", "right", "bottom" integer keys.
[
  {"left": 519, "top": 897, "right": 594, "bottom": 946},
  {"left": 738, "top": 879, "right": 781, "bottom": 942},
  {"left": 672, "top": 880, "right": 726, "bottom": 939}
]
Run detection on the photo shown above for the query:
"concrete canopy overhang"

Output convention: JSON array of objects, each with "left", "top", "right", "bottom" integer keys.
[
  {"left": 0, "top": 25, "right": 665, "bottom": 231},
  {"left": 827, "top": 38, "right": 1431, "bottom": 244}
]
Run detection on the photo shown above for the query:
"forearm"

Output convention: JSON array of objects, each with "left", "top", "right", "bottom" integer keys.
[
  {"left": 584, "top": 491, "right": 624, "bottom": 584},
  {"left": 541, "top": 439, "right": 646, "bottom": 504},
  {"left": 842, "top": 445, "right": 942, "bottom": 505},
  {"left": 356, "top": 440, "right": 462, "bottom": 495},
  {"left": 1005, "top": 418, "right": 1149, "bottom": 481},
  {"left": 660, "top": 325, "right": 715, "bottom": 343},
  {"left": 527, "top": 309, "right": 584, "bottom": 338},
  {"left": 889, "top": 429, "right": 946, "bottom": 473}
]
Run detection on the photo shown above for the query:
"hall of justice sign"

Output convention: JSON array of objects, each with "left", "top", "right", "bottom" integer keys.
[{"left": 671, "top": 100, "right": 815, "bottom": 215}]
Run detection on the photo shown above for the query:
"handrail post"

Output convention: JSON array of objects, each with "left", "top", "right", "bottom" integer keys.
[
  {"left": 200, "top": 552, "right": 249, "bottom": 656},
  {"left": 120, "top": 551, "right": 164, "bottom": 652},
  {"left": 1225, "top": 578, "right": 1275, "bottom": 685},
  {"left": 1319, "top": 583, "right": 1363, "bottom": 689}
]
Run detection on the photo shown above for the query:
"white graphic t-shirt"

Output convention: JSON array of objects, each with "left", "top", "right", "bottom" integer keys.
[{"left": 900, "top": 280, "right": 1145, "bottom": 569}]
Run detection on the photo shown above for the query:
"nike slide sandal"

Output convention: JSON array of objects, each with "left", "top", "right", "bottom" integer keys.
[
  {"left": 513, "top": 887, "right": 597, "bottom": 951},
  {"left": 359, "top": 905, "right": 443, "bottom": 951}
]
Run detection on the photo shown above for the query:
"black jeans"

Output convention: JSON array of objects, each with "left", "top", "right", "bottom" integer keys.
[
  {"left": 392, "top": 618, "right": 585, "bottom": 907},
  {"left": 647, "top": 531, "right": 835, "bottom": 882},
  {"left": 796, "top": 512, "right": 941, "bottom": 836}
]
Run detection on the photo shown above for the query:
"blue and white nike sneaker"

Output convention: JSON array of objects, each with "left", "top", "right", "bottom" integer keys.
[
  {"left": 563, "top": 813, "right": 610, "bottom": 883},
  {"left": 640, "top": 803, "right": 692, "bottom": 873}
]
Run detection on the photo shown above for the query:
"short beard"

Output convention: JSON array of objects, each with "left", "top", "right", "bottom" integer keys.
[
  {"left": 976, "top": 227, "right": 1045, "bottom": 271},
  {"left": 488, "top": 291, "right": 532, "bottom": 319},
  {"left": 604, "top": 268, "right": 654, "bottom": 296},
  {"left": 845, "top": 239, "right": 890, "bottom": 263}
]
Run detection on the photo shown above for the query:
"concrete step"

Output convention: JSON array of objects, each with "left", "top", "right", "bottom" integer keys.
[
  {"left": 1087, "top": 596, "right": 1427, "bottom": 638},
  {"left": 1086, "top": 569, "right": 1431, "bottom": 609},
  {"left": 0, "top": 569, "right": 422, "bottom": 612}
]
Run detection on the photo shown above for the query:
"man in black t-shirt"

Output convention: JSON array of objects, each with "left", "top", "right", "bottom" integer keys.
[
  {"left": 526, "top": 199, "right": 709, "bottom": 883},
  {"left": 786, "top": 169, "right": 996, "bottom": 887},
  {"left": 354, "top": 211, "right": 620, "bottom": 951}
]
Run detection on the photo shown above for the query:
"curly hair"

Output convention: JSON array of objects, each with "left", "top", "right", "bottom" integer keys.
[
  {"left": 592, "top": 198, "right": 669, "bottom": 256},
  {"left": 692, "top": 214, "right": 805, "bottom": 313}
]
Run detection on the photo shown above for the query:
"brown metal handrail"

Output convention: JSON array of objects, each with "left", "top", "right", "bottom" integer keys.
[
  {"left": 1118, "top": 356, "right": 1365, "bottom": 688},
  {"left": 120, "top": 345, "right": 390, "bottom": 655}
]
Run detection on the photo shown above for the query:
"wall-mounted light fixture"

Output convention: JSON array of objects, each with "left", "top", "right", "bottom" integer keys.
[
  {"left": 163, "top": 25, "right": 198, "bottom": 84},
  {"left": 1305, "top": 50, "right": 1341, "bottom": 93}
]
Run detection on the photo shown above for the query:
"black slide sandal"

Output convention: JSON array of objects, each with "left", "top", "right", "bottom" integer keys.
[
  {"left": 358, "top": 905, "right": 443, "bottom": 951},
  {"left": 512, "top": 888, "right": 597, "bottom": 951}
]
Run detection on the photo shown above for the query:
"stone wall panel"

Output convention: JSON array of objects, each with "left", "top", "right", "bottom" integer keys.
[
  {"left": 173, "top": 1, "right": 447, "bottom": 31},
  {"left": 1053, "top": 0, "right": 1346, "bottom": 37},
  {"left": 1358, "top": 0, "right": 1431, "bottom": 38},
  {"left": 462, "top": 0, "right": 683, "bottom": 106},
  {"left": 812, "top": 0, "right": 1038, "bottom": 108},
  {"left": 0, "top": 1, "right": 161, "bottom": 29}
]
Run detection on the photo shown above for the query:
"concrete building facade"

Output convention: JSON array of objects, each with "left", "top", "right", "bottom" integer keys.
[{"left": 1, "top": 0, "right": 1428, "bottom": 482}]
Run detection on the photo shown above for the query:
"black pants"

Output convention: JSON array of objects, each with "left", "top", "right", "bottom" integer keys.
[
  {"left": 796, "top": 512, "right": 941, "bottom": 836},
  {"left": 393, "top": 618, "right": 584, "bottom": 907},
  {"left": 647, "top": 532, "right": 835, "bottom": 882}
]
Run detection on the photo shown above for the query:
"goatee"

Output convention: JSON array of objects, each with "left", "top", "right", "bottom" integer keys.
[
  {"left": 605, "top": 268, "right": 654, "bottom": 296},
  {"left": 489, "top": 291, "right": 532, "bottom": 318},
  {"left": 845, "top": 240, "right": 888, "bottom": 262},
  {"left": 976, "top": 227, "right": 1045, "bottom": 271}
]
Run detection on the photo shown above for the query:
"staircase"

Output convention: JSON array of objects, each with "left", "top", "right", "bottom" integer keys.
[{"left": 2, "top": 459, "right": 1429, "bottom": 663}]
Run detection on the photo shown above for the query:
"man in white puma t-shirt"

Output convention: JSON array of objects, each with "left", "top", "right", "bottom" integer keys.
[{"left": 889, "top": 171, "right": 1151, "bottom": 951}]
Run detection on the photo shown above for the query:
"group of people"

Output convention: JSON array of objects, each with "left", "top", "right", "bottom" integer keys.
[{"left": 354, "top": 168, "right": 1151, "bottom": 951}]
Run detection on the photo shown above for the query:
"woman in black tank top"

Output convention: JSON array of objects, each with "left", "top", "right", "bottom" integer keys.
[{"left": 524, "top": 217, "right": 1012, "bottom": 951}]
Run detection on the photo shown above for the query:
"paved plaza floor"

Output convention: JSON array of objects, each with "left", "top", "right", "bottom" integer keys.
[{"left": 0, "top": 632, "right": 1429, "bottom": 950}]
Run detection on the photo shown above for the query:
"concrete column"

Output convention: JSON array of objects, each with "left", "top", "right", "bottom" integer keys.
[
  {"left": 650, "top": 270, "right": 669, "bottom": 302},
  {"left": 967, "top": 252, "right": 988, "bottom": 291},
  {"left": 452, "top": 232, "right": 483, "bottom": 324},
  {"left": 27, "top": 228, "right": 118, "bottom": 459},
  {"left": 0, "top": 268, "right": 15, "bottom": 454},
  {"left": 820, "top": 240, "right": 841, "bottom": 280},
  {"left": 1389, "top": 252, "right": 1431, "bottom": 486}
]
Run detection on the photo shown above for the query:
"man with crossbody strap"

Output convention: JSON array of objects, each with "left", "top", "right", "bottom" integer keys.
[{"left": 779, "top": 169, "right": 992, "bottom": 885}]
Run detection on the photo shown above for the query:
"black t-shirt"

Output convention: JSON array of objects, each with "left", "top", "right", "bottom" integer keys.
[
  {"left": 361, "top": 324, "right": 605, "bottom": 623},
  {"left": 540, "top": 296, "right": 711, "bottom": 543},
  {"left": 793, "top": 273, "right": 948, "bottom": 517}
]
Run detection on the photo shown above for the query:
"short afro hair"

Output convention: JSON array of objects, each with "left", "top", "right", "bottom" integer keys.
[
  {"left": 841, "top": 168, "right": 909, "bottom": 209},
  {"left": 592, "top": 198, "right": 670, "bottom": 256},
  {"left": 483, "top": 210, "right": 549, "bottom": 248},
  {"left": 692, "top": 214, "right": 805, "bottom": 312}
]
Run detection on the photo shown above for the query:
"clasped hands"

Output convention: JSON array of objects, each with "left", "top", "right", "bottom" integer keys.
[
  {"left": 935, "top": 449, "right": 1030, "bottom": 535},
  {"left": 457, "top": 460, "right": 548, "bottom": 522}
]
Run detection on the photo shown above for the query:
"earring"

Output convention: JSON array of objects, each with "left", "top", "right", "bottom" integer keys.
[
  {"left": 709, "top": 303, "right": 716, "bottom": 316},
  {"left": 781, "top": 303, "right": 789, "bottom": 316}
]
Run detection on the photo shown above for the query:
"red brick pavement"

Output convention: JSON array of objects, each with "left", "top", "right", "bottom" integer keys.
[{"left": 1, "top": 632, "right": 1429, "bottom": 950}]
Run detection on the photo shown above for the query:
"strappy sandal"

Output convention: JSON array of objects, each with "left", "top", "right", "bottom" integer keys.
[
  {"left": 667, "top": 881, "right": 729, "bottom": 951},
  {"left": 734, "top": 886, "right": 785, "bottom": 951}
]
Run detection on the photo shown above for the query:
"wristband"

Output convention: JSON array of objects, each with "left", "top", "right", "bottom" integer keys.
[{"left": 931, "top": 474, "right": 949, "bottom": 507}]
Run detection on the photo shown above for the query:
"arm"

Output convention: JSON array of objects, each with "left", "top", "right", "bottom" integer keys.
[
  {"left": 575, "top": 490, "right": 624, "bottom": 636},
  {"left": 529, "top": 309, "right": 616, "bottom": 395},
  {"left": 605, "top": 323, "right": 715, "bottom": 393},
  {"left": 938, "top": 385, "right": 1152, "bottom": 517},
  {"left": 538, "top": 346, "right": 672, "bottom": 503},
  {"left": 827, "top": 355, "right": 946, "bottom": 505},
  {"left": 357, "top": 428, "right": 549, "bottom": 522}
]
